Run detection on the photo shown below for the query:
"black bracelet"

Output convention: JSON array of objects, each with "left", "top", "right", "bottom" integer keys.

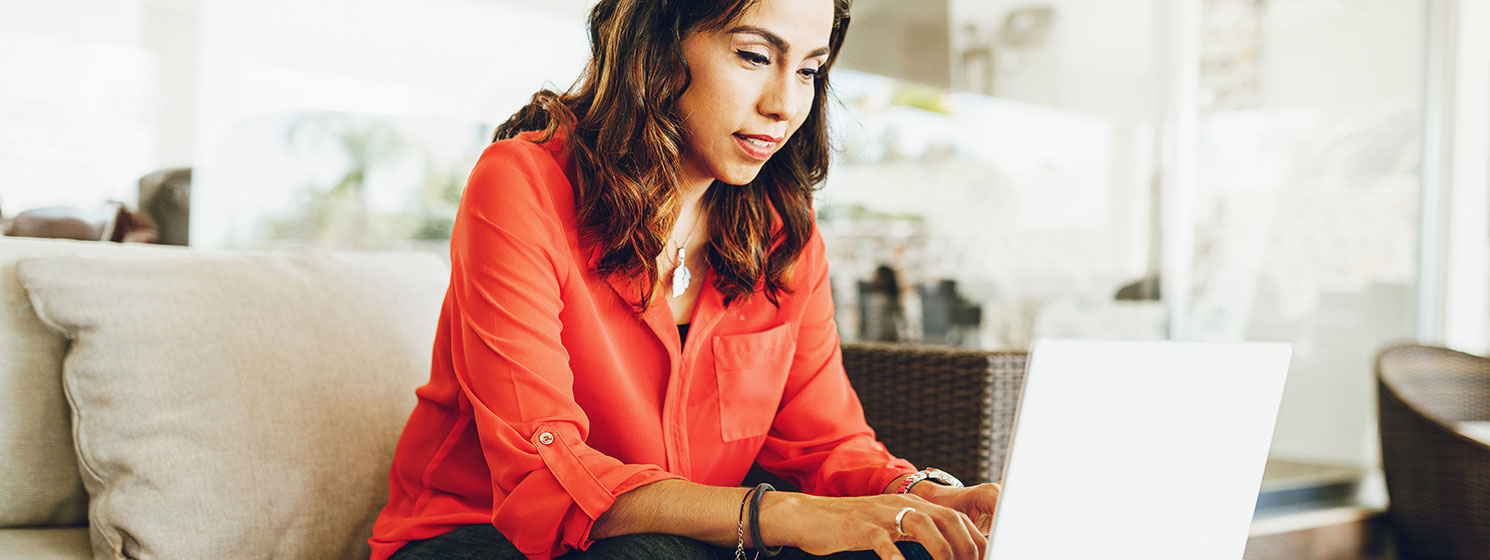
[
  {"left": 749, "top": 482, "right": 783, "bottom": 557},
  {"left": 735, "top": 486, "right": 755, "bottom": 560}
]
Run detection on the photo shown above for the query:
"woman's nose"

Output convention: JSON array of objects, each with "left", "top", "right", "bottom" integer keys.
[{"left": 757, "top": 72, "right": 803, "bottom": 122}]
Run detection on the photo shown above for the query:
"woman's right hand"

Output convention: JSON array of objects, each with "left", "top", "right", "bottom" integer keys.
[{"left": 761, "top": 492, "right": 987, "bottom": 560}]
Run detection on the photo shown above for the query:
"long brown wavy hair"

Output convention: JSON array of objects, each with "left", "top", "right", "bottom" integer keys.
[{"left": 492, "top": 0, "right": 852, "bottom": 313}]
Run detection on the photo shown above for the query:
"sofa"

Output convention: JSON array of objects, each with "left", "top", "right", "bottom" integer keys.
[
  {"left": 1, "top": 236, "right": 1027, "bottom": 560},
  {"left": 1, "top": 237, "right": 449, "bottom": 559}
]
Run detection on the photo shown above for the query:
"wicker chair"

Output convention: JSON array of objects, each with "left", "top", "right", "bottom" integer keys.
[
  {"left": 746, "top": 343, "right": 1029, "bottom": 490},
  {"left": 1377, "top": 344, "right": 1490, "bottom": 560}
]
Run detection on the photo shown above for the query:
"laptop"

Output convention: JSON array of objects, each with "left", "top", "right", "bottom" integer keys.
[{"left": 984, "top": 339, "right": 1292, "bottom": 560}]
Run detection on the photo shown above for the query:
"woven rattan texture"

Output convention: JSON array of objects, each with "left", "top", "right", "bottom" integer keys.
[
  {"left": 1377, "top": 344, "right": 1490, "bottom": 560},
  {"left": 841, "top": 344, "right": 1029, "bottom": 485}
]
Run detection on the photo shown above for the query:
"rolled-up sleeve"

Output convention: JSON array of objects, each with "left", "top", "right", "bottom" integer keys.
[
  {"left": 755, "top": 226, "right": 918, "bottom": 497},
  {"left": 448, "top": 141, "right": 684, "bottom": 559}
]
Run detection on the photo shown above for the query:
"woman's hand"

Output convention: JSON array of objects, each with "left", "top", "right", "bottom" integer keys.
[
  {"left": 913, "top": 482, "right": 1003, "bottom": 535},
  {"left": 760, "top": 492, "right": 987, "bottom": 560}
]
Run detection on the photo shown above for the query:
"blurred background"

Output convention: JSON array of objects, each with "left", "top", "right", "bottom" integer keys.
[{"left": 2, "top": 0, "right": 1487, "bottom": 553}]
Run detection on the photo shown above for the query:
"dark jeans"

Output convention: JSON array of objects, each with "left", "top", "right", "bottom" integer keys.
[{"left": 390, "top": 523, "right": 935, "bottom": 560}]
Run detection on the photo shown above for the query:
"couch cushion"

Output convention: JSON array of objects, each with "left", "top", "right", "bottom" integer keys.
[
  {"left": 0, "top": 527, "right": 92, "bottom": 560},
  {"left": 18, "top": 247, "right": 447, "bottom": 560},
  {"left": 0, "top": 238, "right": 183, "bottom": 527}
]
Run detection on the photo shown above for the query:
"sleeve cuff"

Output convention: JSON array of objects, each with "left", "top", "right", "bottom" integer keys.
[
  {"left": 873, "top": 465, "right": 920, "bottom": 495},
  {"left": 520, "top": 422, "right": 687, "bottom": 556},
  {"left": 556, "top": 468, "right": 687, "bottom": 554},
  {"left": 529, "top": 423, "right": 620, "bottom": 519}
]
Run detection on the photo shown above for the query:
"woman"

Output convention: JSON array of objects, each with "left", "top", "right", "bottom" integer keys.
[{"left": 369, "top": 0, "right": 1001, "bottom": 559}]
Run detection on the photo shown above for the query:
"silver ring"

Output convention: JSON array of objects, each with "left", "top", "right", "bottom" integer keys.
[{"left": 894, "top": 506, "right": 916, "bottom": 536}]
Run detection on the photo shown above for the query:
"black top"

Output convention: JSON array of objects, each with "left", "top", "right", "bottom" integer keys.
[{"left": 678, "top": 323, "right": 690, "bottom": 345}]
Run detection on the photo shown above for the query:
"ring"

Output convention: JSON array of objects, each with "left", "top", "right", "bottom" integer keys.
[{"left": 894, "top": 506, "right": 916, "bottom": 536}]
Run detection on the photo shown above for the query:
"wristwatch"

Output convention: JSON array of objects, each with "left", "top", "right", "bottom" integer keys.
[{"left": 895, "top": 467, "right": 965, "bottom": 494}]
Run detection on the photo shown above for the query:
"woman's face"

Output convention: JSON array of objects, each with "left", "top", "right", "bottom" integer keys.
[{"left": 676, "top": 0, "right": 835, "bottom": 188}]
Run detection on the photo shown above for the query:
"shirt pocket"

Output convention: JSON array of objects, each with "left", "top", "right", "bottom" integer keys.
[{"left": 712, "top": 322, "right": 796, "bottom": 442}]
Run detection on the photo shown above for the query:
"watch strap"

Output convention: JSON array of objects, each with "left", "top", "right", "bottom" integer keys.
[{"left": 895, "top": 467, "right": 963, "bottom": 494}]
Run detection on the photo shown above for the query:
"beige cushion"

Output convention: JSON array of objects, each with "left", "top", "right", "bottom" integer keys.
[
  {"left": 19, "top": 247, "right": 447, "bottom": 560},
  {"left": 0, "top": 238, "right": 183, "bottom": 527},
  {"left": 0, "top": 527, "right": 92, "bottom": 560}
]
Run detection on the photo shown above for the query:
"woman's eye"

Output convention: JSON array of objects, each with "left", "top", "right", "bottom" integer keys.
[
  {"left": 799, "top": 68, "right": 821, "bottom": 80},
  {"left": 736, "top": 50, "right": 770, "bottom": 65}
]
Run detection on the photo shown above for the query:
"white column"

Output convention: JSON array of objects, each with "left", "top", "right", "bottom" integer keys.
[
  {"left": 1442, "top": 0, "right": 1490, "bottom": 355},
  {"left": 142, "top": 0, "right": 200, "bottom": 170},
  {"left": 1418, "top": 0, "right": 1454, "bottom": 344},
  {"left": 1158, "top": 0, "right": 1200, "bottom": 340}
]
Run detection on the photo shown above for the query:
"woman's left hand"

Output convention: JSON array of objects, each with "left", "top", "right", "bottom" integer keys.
[{"left": 916, "top": 482, "right": 1003, "bottom": 534}]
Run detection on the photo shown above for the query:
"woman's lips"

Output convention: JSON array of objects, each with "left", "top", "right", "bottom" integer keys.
[{"left": 734, "top": 133, "right": 778, "bottom": 161}]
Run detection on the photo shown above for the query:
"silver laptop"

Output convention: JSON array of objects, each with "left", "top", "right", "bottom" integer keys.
[{"left": 985, "top": 339, "right": 1292, "bottom": 560}]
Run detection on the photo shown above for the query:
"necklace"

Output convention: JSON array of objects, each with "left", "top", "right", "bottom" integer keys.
[{"left": 669, "top": 209, "right": 705, "bottom": 298}]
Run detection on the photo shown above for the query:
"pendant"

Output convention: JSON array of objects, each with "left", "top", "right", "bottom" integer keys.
[{"left": 671, "top": 246, "right": 690, "bottom": 297}]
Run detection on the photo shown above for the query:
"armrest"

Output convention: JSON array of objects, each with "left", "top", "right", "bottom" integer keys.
[{"left": 841, "top": 343, "right": 1029, "bottom": 485}]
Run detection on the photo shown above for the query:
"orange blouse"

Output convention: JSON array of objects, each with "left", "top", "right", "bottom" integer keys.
[{"left": 368, "top": 128, "right": 917, "bottom": 560}]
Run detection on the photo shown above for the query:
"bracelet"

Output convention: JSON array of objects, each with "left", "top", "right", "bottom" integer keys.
[
  {"left": 895, "top": 471, "right": 925, "bottom": 495},
  {"left": 749, "top": 482, "right": 783, "bottom": 557},
  {"left": 735, "top": 486, "right": 756, "bottom": 560}
]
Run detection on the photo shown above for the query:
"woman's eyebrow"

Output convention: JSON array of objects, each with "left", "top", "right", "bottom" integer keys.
[{"left": 726, "top": 25, "right": 831, "bottom": 59}]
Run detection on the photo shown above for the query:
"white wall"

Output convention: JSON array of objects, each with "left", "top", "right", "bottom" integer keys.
[
  {"left": 1245, "top": 1, "right": 1425, "bottom": 468},
  {"left": 0, "top": 0, "right": 157, "bottom": 210},
  {"left": 944, "top": 0, "right": 1433, "bottom": 469},
  {"left": 0, "top": 0, "right": 596, "bottom": 238}
]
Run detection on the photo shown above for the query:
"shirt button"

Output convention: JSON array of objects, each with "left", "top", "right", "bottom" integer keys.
[{"left": 538, "top": 432, "right": 555, "bottom": 445}]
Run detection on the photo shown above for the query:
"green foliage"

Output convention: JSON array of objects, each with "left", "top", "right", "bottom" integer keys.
[
  {"left": 258, "top": 112, "right": 474, "bottom": 249},
  {"left": 889, "top": 83, "right": 953, "bottom": 115}
]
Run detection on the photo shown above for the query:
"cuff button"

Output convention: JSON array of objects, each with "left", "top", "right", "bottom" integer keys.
[{"left": 538, "top": 432, "right": 555, "bottom": 445}]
